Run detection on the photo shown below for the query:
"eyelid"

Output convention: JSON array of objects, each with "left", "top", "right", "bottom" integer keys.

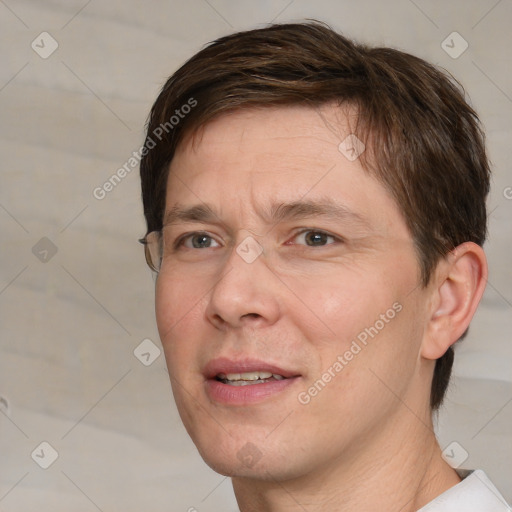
[
  {"left": 173, "top": 230, "right": 223, "bottom": 249},
  {"left": 170, "top": 227, "right": 342, "bottom": 250},
  {"left": 288, "top": 228, "right": 342, "bottom": 245}
]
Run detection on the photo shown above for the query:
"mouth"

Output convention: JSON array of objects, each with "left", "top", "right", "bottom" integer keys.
[
  {"left": 215, "top": 371, "right": 286, "bottom": 386},
  {"left": 204, "top": 358, "right": 301, "bottom": 405}
]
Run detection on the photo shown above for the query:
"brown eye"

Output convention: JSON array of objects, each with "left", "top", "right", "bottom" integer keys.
[
  {"left": 306, "top": 231, "right": 329, "bottom": 246},
  {"left": 295, "top": 230, "right": 336, "bottom": 246}
]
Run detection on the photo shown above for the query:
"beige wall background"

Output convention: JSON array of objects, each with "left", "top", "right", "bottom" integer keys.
[{"left": 0, "top": 1, "right": 511, "bottom": 510}]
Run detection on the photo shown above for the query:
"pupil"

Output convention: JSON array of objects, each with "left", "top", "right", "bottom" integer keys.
[
  {"left": 306, "top": 232, "right": 327, "bottom": 246},
  {"left": 193, "top": 235, "right": 211, "bottom": 248}
]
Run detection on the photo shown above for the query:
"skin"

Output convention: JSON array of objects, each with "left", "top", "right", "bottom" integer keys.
[{"left": 154, "top": 105, "right": 487, "bottom": 511}]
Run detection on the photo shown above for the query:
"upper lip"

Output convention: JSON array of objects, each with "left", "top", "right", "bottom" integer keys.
[{"left": 203, "top": 357, "right": 300, "bottom": 379}]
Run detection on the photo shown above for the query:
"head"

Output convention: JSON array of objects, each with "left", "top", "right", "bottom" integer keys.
[{"left": 140, "top": 22, "right": 489, "bottom": 480}]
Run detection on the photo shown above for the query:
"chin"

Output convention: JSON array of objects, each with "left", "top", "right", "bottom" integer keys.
[{"left": 191, "top": 434, "right": 309, "bottom": 482}]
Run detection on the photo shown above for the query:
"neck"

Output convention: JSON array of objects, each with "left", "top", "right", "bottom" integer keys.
[{"left": 232, "top": 412, "right": 461, "bottom": 512}]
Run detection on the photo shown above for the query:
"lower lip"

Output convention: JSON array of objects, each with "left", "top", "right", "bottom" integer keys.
[{"left": 205, "top": 377, "right": 300, "bottom": 405}]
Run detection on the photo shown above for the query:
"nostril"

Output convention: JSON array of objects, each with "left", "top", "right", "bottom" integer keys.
[{"left": 242, "top": 313, "right": 261, "bottom": 319}]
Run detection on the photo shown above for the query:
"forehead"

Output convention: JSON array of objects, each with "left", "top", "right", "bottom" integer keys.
[
  {"left": 181, "top": 104, "right": 358, "bottom": 166},
  {"left": 166, "top": 105, "right": 407, "bottom": 237}
]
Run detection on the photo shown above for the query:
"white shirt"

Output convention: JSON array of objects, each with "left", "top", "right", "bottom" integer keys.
[{"left": 418, "top": 470, "right": 511, "bottom": 511}]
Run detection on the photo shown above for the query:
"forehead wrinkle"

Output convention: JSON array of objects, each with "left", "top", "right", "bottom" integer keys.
[
  {"left": 163, "top": 203, "right": 220, "bottom": 226},
  {"left": 266, "top": 198, "right": 371, "bottom": 228},
  {"left": 163, "top": 197, "right": 371, "bottom": 231}
]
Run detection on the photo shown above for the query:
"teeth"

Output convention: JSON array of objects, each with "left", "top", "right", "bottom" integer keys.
[{"left": 217, "top": 371, "right": 285, "bottom": 383}]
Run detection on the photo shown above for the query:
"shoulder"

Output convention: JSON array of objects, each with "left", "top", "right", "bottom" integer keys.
[{"left": 418, "top": 470, "right": 511, "bottom": 512}]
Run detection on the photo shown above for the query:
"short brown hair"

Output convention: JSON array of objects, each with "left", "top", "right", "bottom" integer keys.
[{"left": 140, "top": 21, "right": 490, "bottom": 410}]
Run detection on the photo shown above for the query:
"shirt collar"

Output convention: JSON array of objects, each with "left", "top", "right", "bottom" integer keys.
[{"left": 417, "top": 470, "right": 511, "bottom": 511}]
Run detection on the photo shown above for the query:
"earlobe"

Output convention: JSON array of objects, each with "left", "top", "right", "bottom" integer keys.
[{"left": 421, "top": 242, "right": 488, "bottom": 360}]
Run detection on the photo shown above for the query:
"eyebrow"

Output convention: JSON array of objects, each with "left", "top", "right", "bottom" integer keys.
[
  {"left": 269, "top": 200, "right": 368, "bottom": 226},
  {"left": 163, "top": 199, "right": 370, "bottom": 228}
]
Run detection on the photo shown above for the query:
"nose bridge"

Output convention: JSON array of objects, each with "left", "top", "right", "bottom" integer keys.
[
  {"left": 206, "top": 231, "right": 279, "bottom": 327},
  {"left": 227, "top": 229, "right": 269, "bottom": 278}
]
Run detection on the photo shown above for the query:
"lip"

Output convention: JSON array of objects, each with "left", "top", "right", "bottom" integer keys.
[
  {"left": 203, "top": 357, "right": 301, "bottom": 405},
  {"left": 203, "top": 357, "right": 299, "bottom": 379}
]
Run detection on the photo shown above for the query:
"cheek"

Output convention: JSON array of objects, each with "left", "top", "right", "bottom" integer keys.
[
  {"left": 154, "top": 273, "right": 207, "bottom": 371},
  {"left": 286, "top": 269, "right": 392, "bottom": 341},
  {"left": 289, "top": 266, "right": 420, "bottom": 383},
  {"left": 297, "top": 302, "right": 422, "bottom": 440},
  {"left": 155, "top": 271, "right": 204, "bottom": 334},
  {"left": 334, "top": 297, "right": 424, "bottom": 406}
]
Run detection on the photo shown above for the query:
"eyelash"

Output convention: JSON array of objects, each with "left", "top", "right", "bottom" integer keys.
[{"left": 173, "top": 229, "right": 340, "bottom": 250}]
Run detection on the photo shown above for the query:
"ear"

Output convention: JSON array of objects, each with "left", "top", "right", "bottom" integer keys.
[{"left": 421, "top": 242, "right": 488, "bottom": 360}]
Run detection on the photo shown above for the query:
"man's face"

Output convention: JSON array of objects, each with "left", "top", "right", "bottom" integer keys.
[{"left": 156, "top": 105, "right": 432, "bottom": 480}]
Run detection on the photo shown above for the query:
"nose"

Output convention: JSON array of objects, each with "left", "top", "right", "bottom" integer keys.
[{"left": 205, "top": 235, "right": 282, "bottom": 329}]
